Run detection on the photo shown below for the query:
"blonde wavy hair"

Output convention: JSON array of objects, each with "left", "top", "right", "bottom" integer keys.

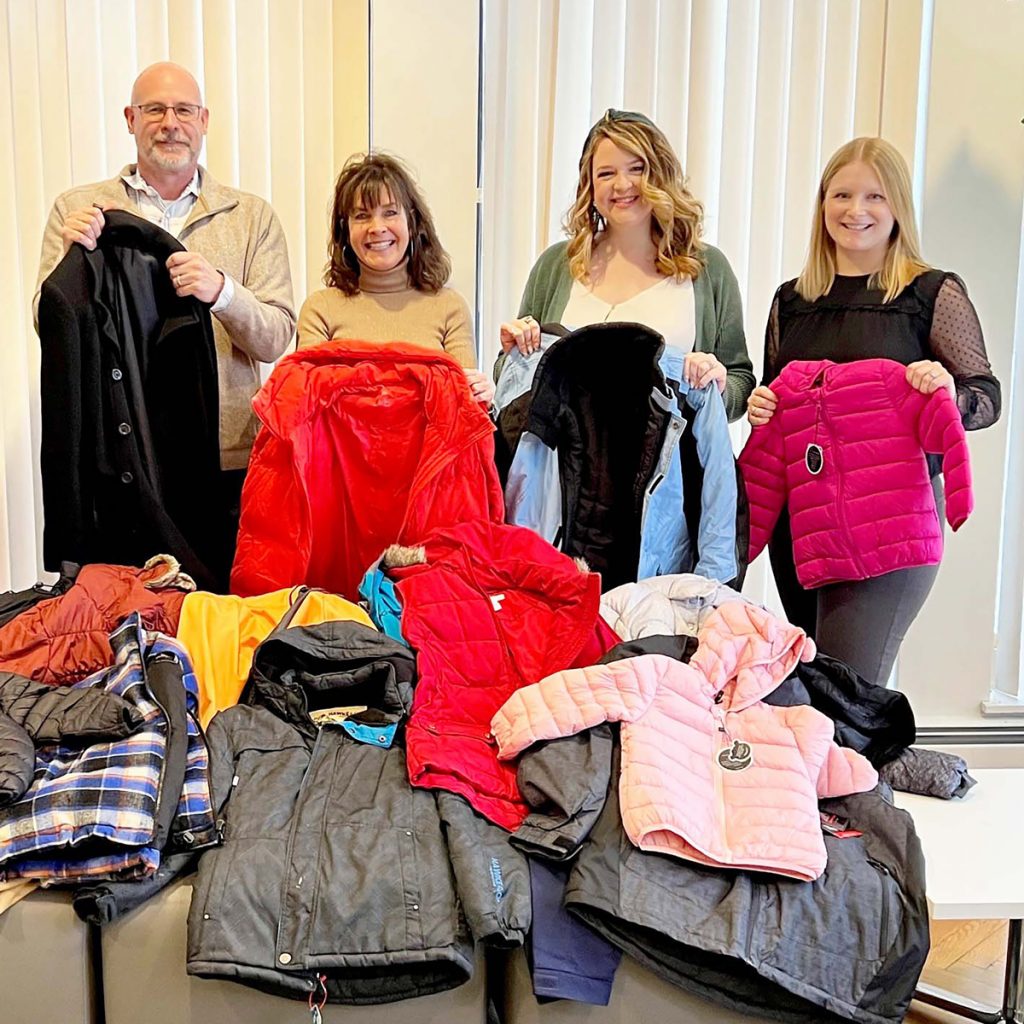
[
  {"left": 565, "top": 109, "right": 704, "bottom": 283},
  {"left": 796, "top": 137, "right": 930, "bottom": 302}
]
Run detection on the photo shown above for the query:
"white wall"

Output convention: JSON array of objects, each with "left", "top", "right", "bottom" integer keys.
[{"left": 370, "top": 0, "right": 480, "bottom": 332}]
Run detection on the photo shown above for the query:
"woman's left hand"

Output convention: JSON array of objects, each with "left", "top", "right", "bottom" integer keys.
[
  {"left": 464, "top": 368, "right": 496, "bottom": 407},
  {"left": 683, "top": 352, "right": 727, "bottom": 394},
  {"left": 906, "top": 360, "right": 955, "bottom": 397}
]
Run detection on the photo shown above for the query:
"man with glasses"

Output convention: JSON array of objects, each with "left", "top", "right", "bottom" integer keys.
[{"left": 34, "top": 61, "right": 295, "bottom": 514}]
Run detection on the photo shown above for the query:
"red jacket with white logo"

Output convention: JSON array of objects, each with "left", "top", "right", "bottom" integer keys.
[
  {"left": 740, "top": 358, "right": 973, "bottom": 588},
  {"left": 384, "top": 520, "right": 619, "bottom": 831},
  {"left": 230, "top": 341, "right": 505, "bottom": 600}
]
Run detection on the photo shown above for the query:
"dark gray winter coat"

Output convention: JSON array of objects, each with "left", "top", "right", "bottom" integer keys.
[
  {"left": 513, "top": 725, "right": 929, "bottom": 1024},
  {"left": 187, "top": 611, "right": 528, "bottom": 1004}
]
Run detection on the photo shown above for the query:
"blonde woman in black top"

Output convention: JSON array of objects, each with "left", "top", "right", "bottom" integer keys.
[{"left": 747, "top": 137, "right": 1000, "bottom": 685}]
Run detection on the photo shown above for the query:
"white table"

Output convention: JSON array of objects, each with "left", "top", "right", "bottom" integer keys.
[{"left": 895, "top": 768, "right": 1024, "bottom": 1023}]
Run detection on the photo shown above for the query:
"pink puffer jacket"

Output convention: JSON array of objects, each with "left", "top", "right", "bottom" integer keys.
[
  {"left": 491, "top": 601, "right": 877, "bottom": 882},
  {"left": 739, "top": 358, "right": 973, "bottom": 588}
]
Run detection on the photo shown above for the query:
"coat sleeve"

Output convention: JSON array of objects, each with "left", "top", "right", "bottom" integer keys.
[
  {"left": 437, "top": 791, "right": 531, "bottom": 947},
  {"left": 689, "top": 385, "right": 739, "bottom": 582},
  {"left": 817, "top": 742, "right": 879, "bottom": 799},
  {"left": 504, "top": 432, "right": 562, "bottom": 542},
  {"left": 491, "top": 658, "right": 660, "bottom": 760},
  {"left": 787, "top": 704, "right": 878, "bottom": 798},
  {"left": 33, "top": 197, "right": 68, "bottom": 332},
  {"left": 209, "top": 203, "right": 296, "bottom": 363},
  {"left": 906, "top": 382, "right": 974, "bottom": 531},
  {"left": 37, "top": 273, "right": 93, "bottom": 571},
  {"left": 737, "top": 400, "right": 788, "bottom": 563},
  {"left": 0, "top": 672, "right": 142, "bottom": 744},
  {"left": 703, "top": 247, "right": 755, "bottom": 422},
  {"left": 0, "top": 712, "right": 34, "bottom": 806},
  {"left": 203, "top": 711, "right": 240, "bottom": 820},
  {"left": 511, "top": 724, "right": 615, "bottom": 861}
]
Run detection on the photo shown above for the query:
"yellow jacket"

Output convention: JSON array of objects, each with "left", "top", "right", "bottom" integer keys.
[{"left": 177, "top": 588, "right": 374, "bottom": 726}]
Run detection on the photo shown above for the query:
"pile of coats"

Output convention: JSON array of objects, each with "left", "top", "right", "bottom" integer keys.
[
  {"left": 0, "top": 340, "right": 963, "bottom": 1024},
  {"left": 0, "top": 558, "right": 932, "bottom": 1023}
]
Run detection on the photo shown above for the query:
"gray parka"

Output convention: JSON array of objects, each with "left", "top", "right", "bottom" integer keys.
[{"left": 187, "top": 603, "right": 529, "bottom": 1004}]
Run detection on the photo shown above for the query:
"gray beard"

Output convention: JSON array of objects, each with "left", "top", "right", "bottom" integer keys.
[{"left": 145, "top": 139, "right": 196, "bottom": 172}]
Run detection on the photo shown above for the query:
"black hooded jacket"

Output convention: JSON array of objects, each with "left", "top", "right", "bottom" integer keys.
[{"left": 187, "top": 593, "right": 529, "bottom": 1004}]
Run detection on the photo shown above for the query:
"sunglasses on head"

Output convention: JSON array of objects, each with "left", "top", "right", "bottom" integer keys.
[{"left": 581, "top": 108, "right": 658, "bottom": 163}]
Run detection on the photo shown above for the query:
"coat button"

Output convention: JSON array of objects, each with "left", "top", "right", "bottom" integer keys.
[
  {"left": 117, "top": 422, "right": 131, "bottom": 436},
  {"left": 111, "top": 368, "right": 123, "bottom": 381},
  {"left": 120, "top": 471, "right": 134, "bottom": 484},
  {"left": 412, "top": 903, "right": 419, "bottom": 911},
  {"left": 279, "top": 952, "right": 292, "bottom": 965},
  {"left": 405, "top": 831, "right": 412, "bottom": 837}
]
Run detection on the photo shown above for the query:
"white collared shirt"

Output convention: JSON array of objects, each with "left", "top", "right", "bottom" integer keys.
[{"left": 119, "top": 167, "right": 234, "bottom": 312}]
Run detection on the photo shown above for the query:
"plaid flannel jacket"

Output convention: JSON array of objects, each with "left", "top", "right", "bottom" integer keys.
[{"left": 0, "top": 613, "right": 216, "bottom": 881}]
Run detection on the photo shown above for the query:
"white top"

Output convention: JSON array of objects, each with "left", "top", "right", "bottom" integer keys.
[
  {"left": 561, "top": 275, "right": 696, "bottom": 352},
  {"left": 894, "top": 768, "right": 1024, "bottom": 920}
]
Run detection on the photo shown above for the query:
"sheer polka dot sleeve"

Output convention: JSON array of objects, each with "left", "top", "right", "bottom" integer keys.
[{"left": 930, "top": 275, "right": 1001, "bottom": 430}]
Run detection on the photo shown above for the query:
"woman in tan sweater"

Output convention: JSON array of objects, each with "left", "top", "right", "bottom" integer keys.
[{"left": 298, "top": 153, "right": 493, "bottom": 403}]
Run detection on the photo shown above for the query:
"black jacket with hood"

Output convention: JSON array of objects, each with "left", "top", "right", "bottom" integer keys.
[{"left": 187, "top": 593, "right": 529, "bottom": 1004}]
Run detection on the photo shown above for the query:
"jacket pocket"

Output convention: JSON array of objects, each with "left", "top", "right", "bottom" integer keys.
[{"left": 308, "top": 822, "right": 434, "bottom": 957}]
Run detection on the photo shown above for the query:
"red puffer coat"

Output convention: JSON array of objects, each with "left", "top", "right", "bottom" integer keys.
[
  {"left": 740, "top": 358, "right": 973, "bottom": 588},
  {"left": 0, "top": 556, "right": 191, "bottom": 685},
  {"left": 230, "top": 341, "right": 505, "bottom": 600},
  {"left": 384, "top": 520, "right": 619, "bottom": 831}
]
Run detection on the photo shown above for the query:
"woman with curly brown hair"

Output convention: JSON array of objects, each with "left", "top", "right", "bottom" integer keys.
[
  {"left": 497, "top": 109, "right": 754, "bottom": 420},
  {"left": 299, "top": 152, "right": 493, "bottom": 403}
]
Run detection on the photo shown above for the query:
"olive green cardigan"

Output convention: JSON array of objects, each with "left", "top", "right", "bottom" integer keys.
[{"left": 499, "top": 240, "right": 754, "bottom": 421}]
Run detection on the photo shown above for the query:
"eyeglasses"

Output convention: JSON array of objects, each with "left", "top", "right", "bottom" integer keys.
[{"left": 132, "top": 103, "right": 203, "bottom": 123}]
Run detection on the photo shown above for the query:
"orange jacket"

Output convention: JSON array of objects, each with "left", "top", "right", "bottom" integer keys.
[{"left": 0, "top": 556, "right": 191, "bottom": 686}]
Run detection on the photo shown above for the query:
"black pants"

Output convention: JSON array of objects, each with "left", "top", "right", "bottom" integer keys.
[
  {"left": 768, "top": 477, "right": 943, "bottom": 687},
  {"left": 216, "top": 468, "right": 247, "bottom": 591}
]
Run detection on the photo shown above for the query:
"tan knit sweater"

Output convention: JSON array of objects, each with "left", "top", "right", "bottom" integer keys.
[{"left": 296, "top": 262, "right": 477, "bottom": 369}]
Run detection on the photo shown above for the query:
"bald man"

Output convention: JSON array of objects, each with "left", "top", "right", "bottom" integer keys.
[{"left": 35, "top": 62, "right": 295, "bottom": 487}]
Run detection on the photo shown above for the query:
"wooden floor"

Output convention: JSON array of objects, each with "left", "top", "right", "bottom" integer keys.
[{"left": 907, "top": 919, "right": 1009, "bottom": 1022}]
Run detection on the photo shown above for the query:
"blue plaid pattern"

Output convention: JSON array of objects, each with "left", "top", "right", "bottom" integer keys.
[{"left": 0, "top": 613, "right": 215, "bottom": 881}]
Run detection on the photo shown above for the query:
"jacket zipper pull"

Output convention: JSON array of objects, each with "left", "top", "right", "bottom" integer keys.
[{"left": 713, "top": 690, "right": 725, "bottom": 704}]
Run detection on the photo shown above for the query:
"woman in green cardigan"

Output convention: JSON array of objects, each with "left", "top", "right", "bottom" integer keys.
[{"left": 497, "top": 109, "right": 754, "bottom": 421}]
